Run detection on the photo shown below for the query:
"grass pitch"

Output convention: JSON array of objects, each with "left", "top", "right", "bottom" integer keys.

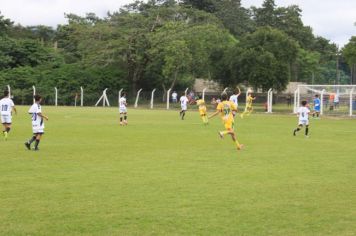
[{"left": 0, "top": 106, "right": 355, "bottom": 235}]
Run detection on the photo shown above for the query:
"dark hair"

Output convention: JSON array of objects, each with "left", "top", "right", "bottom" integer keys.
[
  {"left": 301, "top": 100, "right": 307, "bottom": 106},
  {"left": 4, "top": 90, "right": 9, "bottom": 97},
  {"left": 315, "top": 94, "right": 319, "bottom": 98},
  {"left": 34, "top": 94, "right": 42, "bottom": 102},
  {"left": 221, "top": 93, "right": 228, "bottom": 101},
  {"left": 122, "top": 92, "right": 126, "bottom": 97}
]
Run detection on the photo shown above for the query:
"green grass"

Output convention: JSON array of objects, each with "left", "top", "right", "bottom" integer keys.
[{"left": 0, "top": 106, "right": 355, "bottom": 235}]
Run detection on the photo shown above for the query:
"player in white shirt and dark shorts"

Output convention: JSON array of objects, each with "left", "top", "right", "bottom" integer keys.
[
  {"left": 179, "top": 93, "right": 189, "bottom": 120},
  {"left": 25, "top": 94, "right": 48, "bottom": 151},
  {"left": 119, "top": 92, "right": 128, "bottom": 126},
  {"left": 0, "top": 90, "right": 17, "bottom": 140},
  {"left": 229, "top": 87, "right": 241, "bottom": 117},
  {"left": 293, "top": 100, "right": 310, "bottom": 137}
]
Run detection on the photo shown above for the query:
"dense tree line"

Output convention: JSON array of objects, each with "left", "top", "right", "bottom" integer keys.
[{"left": 0, "top": 0, "right": 355, "bottom": 104}]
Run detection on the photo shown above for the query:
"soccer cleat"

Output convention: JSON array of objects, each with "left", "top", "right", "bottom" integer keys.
[
  {"left": 237, "top": 144, "right": 244, "bottom": 150},
  {"left": 4, "top": 131, "right": 8, "bottom": 140},
  {"left": 33, "top": 147, "right": 39, "bottom": 151},
  {"left": 218, "top": 131, "right": 224, "bottom": 139},
  {"left": 293, "top": 130, "right": 296, "bottom": 136},
  {"left": 25, "top": 142, "right": 31, "bottom": 150}
]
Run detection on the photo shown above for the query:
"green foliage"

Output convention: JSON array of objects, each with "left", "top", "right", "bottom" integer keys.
[
  {"left": 238, "top": 27, "right": 298, "bottom": 91},
  {"left": 0, "top": 2, "right": 352, "bottom": 99}
]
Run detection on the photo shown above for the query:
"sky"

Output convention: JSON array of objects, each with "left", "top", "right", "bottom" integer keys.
[{"left": 0, "top": 0, "right": 355, "bottom": 46}]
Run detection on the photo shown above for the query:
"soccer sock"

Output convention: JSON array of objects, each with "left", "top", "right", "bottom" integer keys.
[
  {"left": 124, "top": 116, "right": 127, "bottom": 121},
  {"left": 221, "top": 131, "right": 229, "bottom": 136},
  {"left": 204, "top": 116, "right": 208, "bottom": 123},
  {"left": 120, "top": 117, "right": 123, "bottom": 122},
  {"left": 182, "top": 112, "right": 185, "bottom": 119},
  {"left": 34, "top": 140, "right": 40, "bottom": 149},
  {"left": 28, "top": 136, "right": 36, "bottom": 144},
  {"left": 6, "top": 127, "right": 10, "bottom": 133},
  {"left": 305, "top": 127, "right": 309, "bottom": 136}
]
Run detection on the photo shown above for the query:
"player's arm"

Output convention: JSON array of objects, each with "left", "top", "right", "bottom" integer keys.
[
  {"left": 208, "top": 109, "right": 221, "bottom": 119},
  {"left": 38, "top": 112, "right": 49, "bottom": 121},
  {"left": 12, "top": 106, "right": 17, "bottom": 115},
  {"left": 237, "top": 87, "right": 241, "bottom": 96}
]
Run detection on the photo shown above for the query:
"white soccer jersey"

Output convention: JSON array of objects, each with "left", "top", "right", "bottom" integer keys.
[
  {"left": 298, "top": 106, "right": 310, "bottom": 125},
  {"left": 119, "top": 97, "right": 127, "bottom": 109},
  {"left": 0, "top": 98, "right": 15, "bottom": 115},
  {"left": 229, "top": 95, "right": 239, "bottom": 107},
  {"left": 29, "top": 103, "right": 45, "bottom": 133},
  {"left": 180, "top": 96, "right": 188, "bottom": 110},
  {"left": 119, "top": 97, "right": 127, "bottom": 113}
]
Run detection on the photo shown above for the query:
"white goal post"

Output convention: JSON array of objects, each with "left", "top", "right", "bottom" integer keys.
[{"left": 294, "top": 84, "right": 356, "bottom": 117}]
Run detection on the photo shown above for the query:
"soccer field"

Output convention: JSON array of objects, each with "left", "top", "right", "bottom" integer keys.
[{"left": 0, "top": 106, "right": 355, "bottom": 235}]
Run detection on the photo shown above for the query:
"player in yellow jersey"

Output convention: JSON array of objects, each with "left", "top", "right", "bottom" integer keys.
[
  {"left": 240, "top": 92, "right": 256, "bottom": 118},
  {"left": 209, "top": 93, "right": 243, "bottom": 150},
  {"left": 196, "top": 96, "right": 209, "bottom": 125}
]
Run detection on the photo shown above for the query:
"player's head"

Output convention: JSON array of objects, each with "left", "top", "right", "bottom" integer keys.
[
  {"left": 315, "top": 94, "right": 319, "bottom": 98},
  {"left": 221, "top": 93, "right": 228, "bottom": 101},
  {"left": 301, "top": 100, "right": 307, "bottom": 106},
  {"left": 34, "top": 94, "right": 42, "bottom": 103},
  {"left": 122, "top": 92, "right": 126, "bottom": 98},
  {"left": 4, "top": 90, "right": 9, "bottom": 97}
]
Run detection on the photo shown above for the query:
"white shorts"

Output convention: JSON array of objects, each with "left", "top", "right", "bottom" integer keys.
[
  {"left": 181, "top": 106, "right": 187, "bottom": 111},
  {"left": 32, "top": 126, "right": 44, "bottom": 134},
  {"left": 1, "top": 115, "right": 12, "bottom": 124},
  {"left": 298, "top": 120, "right": 309, "bottom": 126},
  {"left": 119, "top": 107, "right": 127, "bottom": 114}
]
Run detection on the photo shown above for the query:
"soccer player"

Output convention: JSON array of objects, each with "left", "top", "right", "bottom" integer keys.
[
  {"left": 196, "top": 96, "right": 208, "bottom": 125},
  {"left": 119, "top": 92, "right": 128, "bottom": 126},
  {"left": 0, "top": 90, "right": 17, "bottom": 140},
  {"left": 240, "top": 92, "right": 256, "bottom": 118},
  {"left": 229, "top": 87, "right": 241, "bottom": 108},
  {"left": 293, "top": 100, "right": 310, "bottom": 137},
  {"left": 312, "top": 94, "right": 321, "bottom": 119},
  {"left": 209, "top": 93, "right": 243, "bottom": 150},
  {"left": 179, "top": 93, "right": 189, "bottom": 120},
  {"left": 25, "top": 95, "right": 48, "bottom": 151}
]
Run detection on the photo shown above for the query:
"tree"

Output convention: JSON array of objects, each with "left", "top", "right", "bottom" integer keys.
[
  {"left": 238, "top": 27, "right": 299, "bottom": 91},
  {"left": 343, "top": 36, "right": 356, "bottom": 84},
  {"left": 0, "top": 13, "right": 13, "bottom": 36},
  {"left": 252, "top": 0, "right": 277, "bottom": 27}
]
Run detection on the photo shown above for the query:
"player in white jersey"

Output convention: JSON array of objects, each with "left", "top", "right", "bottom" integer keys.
[
  {"left": 293, "top": 100, "right": 310, "bottom": 137},
  {"left": 229, "top": 87, "right": 241, "bottom": 107},
  {"left": 25, "top": 95, "right": 48, "bottom": 151},
  {"left": 0, "top": 90, "right": 17, "bottom": 140},
  {"left": 229, "top": 87, "right": 241, "bottom": 116},
  {"left": 119, "top": 92, "right": 128, "bottom": 126},
  {"left": 179, "top": 93, "right": 189, "bottom": 120}
]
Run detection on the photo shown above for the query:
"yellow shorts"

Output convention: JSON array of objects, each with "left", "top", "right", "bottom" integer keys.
[
  {"left": 224, "top": 120, "right": 234, "bottom": 130},
  {"left": 199, "top": 107, "right": 207, "bottom": 116}
]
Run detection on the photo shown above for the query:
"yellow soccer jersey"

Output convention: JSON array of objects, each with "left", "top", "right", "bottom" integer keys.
[
  {"left": 217, "top": 101, "right": 237, "bottom": 123},
  {"left": 197, "top": 99, "right": 207, "bottom": 115},
  {"left": 246, "top": 95, "right": 253, "bottom": 107}
]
